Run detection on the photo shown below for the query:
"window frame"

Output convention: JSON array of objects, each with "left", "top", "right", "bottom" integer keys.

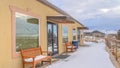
[{"left": 10, "top": 5, "right": 40, "bottom": 58}]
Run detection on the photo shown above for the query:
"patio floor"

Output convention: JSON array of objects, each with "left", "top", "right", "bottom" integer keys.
[{"left": 45, "top": 42, "right": 115, "bottom": 68}]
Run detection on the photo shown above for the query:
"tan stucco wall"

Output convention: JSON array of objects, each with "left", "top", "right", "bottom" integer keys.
[
  {"left": 68, "top": 23, "right": 83, "bottom": 41},
  {"left": 80, "top": 30, "right": 84, "bottom": 45},
  {"left": 0, "top": 0, "right": 61, "bottom": 68},
  {"left": 60, "top": 22, "right": 84, "bottom": 52},
  {"left": 0, "top": 0, "right": 84, "bottom": 68},
  {"left": 75, "top": 23, "right": 84, "bottom": 45}
]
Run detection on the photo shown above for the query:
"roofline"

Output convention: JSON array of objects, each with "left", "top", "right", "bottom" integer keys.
[
  {"left": 37, "top": 0, "right": 86, "bottom": 27},
  {"left": 77, "top": 27, "right": 89, "bottom": 30}
]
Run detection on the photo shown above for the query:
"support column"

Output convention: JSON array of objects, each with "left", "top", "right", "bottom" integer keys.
[{"left": 80, "top": 30, "right": 84, "bottom": 45}]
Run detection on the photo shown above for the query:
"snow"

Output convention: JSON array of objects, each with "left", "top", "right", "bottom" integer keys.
[{"left": 46, "top": 42, "right": 115, "bottom": 68}]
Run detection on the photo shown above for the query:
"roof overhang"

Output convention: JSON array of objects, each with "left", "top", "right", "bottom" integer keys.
[
  {"left": 77, "top": 27, "right": 89, "bottom": 30},
  {"left": 37, "top": 0, "right": 84, "bottom": 25},
  {"left": 47, "top": 16, "right": 75, "bottom": 24}
]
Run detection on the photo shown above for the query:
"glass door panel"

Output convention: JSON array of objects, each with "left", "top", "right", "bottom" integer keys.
[
  {"left": 48, "top": 24, "right": 53, "bottom": 53},
  {"left": 47, "top": 22, "right": 58, "bottom": 55},
  {"left": 53, "top": 25, "right": 58, "bottom": 55},
  {"left": 73, "top": 29, "right": 76, "bottom": 40}
]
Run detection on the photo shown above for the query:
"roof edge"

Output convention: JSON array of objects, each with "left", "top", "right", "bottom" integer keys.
[{"left": 37, "top": 0, "right": 86, "bottom": 27}]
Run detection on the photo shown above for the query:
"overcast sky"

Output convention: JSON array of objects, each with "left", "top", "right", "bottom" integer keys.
[{"left": 48, "top": 0, "right": 120, "bottom": 31}]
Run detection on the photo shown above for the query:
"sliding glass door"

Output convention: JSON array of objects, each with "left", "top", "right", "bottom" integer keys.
[{"left": 47, "top": 22, "right": 58, "bottom": 55}]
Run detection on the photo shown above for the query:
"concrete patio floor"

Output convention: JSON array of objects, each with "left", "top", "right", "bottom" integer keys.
[{"left": 44, "top": 42, "right": 115, "bottom": 68}]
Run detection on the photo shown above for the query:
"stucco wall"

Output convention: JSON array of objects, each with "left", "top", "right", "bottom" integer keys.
[
  {"left": 0, "top": 0, "right": 61, "bottom": 68},
  {"left": 0, "top": 0, "right": 84, "bottom": 68}
]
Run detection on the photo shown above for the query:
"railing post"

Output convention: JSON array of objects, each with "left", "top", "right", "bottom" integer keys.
[{"left": 115, "top": 40, "right": 117, "bottom": 60}]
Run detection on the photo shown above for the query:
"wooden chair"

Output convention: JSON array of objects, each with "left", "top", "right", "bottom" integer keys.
[
  {"left": 65, "top": 42, "right": 77, "bottom": 52},
  {"left": 20, "top": 46, "right": 52, "bottom": 68}
]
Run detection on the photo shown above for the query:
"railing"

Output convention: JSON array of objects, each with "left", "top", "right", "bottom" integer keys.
[{"left": 105, "top": 38, "right": 120, "bottom": 62}]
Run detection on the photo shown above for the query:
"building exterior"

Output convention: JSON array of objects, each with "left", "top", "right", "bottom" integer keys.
[
  {"left": 0, "top": 0, "right": 87, "bottom": 68},
  {"left": 84, "top": 30, "right": 105, "bottom": 42},
  {"left": 92, "top": 30, "right": 105, "bottom": 38},
  {"left": 107, "top": 34, "right": 117, "bottom": 39},
  {"left": 84, "top": 32, "right": 92, "bottom": 36},
  {"left": 84, "top": 30, "right": 105, "bottom": 37}
]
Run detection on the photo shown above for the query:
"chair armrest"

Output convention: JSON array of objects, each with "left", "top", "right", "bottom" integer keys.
[
  {"left": 42, "top": 51, "right": 52, "bottom": 56},
  {"left": 23, "top": 55, "right": 36, "bottom": 58},
  {"left": 42, "top": 51, "right": 48, "bottom": 53}
]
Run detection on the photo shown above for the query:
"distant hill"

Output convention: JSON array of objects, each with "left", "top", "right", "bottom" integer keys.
[
  {"left": 87, "top": 25, "right": 119, "bottom": 31},
  {"left": 81, "top": 17, "right": 120, "bottom": 31}
]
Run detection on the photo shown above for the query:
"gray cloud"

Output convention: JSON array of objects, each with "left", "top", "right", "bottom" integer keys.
[
  {"left": 48, "top": 0, "right": 120, "bottom": 21},
  {"left": 48, "top": 0, "right": 120, "bottom": 31}
]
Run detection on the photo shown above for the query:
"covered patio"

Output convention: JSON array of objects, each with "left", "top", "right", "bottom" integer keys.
[{"left": 39, "top": 41, "right": 115, "bottom": 68}]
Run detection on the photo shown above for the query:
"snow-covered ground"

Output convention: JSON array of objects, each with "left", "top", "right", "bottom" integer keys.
[{"left": 46, "top": 42, "right": 115, "bottom": 68}]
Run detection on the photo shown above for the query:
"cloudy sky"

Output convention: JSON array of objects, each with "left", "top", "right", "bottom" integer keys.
[{"left": 48, "top": 0, "right": 120, "bottom": 31}]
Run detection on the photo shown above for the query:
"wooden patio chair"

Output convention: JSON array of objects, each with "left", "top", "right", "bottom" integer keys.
[
  {"left": 20, "top": 46, "right": 52, "bottom": 68},
  {"left": 65, "top": 42, "right": 77, "bottom": 52}
]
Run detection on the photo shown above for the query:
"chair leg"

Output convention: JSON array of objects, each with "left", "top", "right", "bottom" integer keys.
[
  {"left": 71, "top": 48, "right": 73, "bottom": 52},
  {"left": 41, "top": 61, "right": 43, "bottom": 65},
  {"left": 22, "top": 63, "right": 25, "bottom": 68},
  {"left": 66, "top": 48, "right": 67, "bottom": 52},
  {"left": 66, "top": 49, "right": 68, "bottom": 52},
  {"left": 33, "top": 63, "right": 36, "bottom": 68},
  {"left": 50, "top": 58, "right": 52, "bottom": 64}
]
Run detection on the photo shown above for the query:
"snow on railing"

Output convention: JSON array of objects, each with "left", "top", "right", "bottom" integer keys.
[{"left": 105, "top": 38, "right": 120, "bottom": 63}]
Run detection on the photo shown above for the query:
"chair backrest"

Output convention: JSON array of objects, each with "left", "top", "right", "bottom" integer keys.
[
  {"left": 65, "top": 42, "right": 72, "bottom": 46},
  {"left": 20, "top": 46, "right": 42, "bottom": 58}
]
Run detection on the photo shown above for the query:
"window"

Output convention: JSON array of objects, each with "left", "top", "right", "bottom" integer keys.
[
  {"left": 77, "top": 29, "right": 80, "bottom": 41},
  {"left": 16, "top": 12, "right": 39, "bottom": 52},
  {"left": 62, "top": 25, "right": 68, "bottom": 43},
  {"left": 73, "top": 28, "right": 76, "bottom": 40},
  {"left": 10, "top": 6, "right": 40, "bottom": 58}
]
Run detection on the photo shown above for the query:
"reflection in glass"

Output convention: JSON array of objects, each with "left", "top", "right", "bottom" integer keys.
[
  {"left": 73, "top": 29, "right": 76, "bottom": 40},
  {"left": 48, "top": 24, "right": 53, "bottom": 53},
  {"left": 78, "top": 29, "right": 80, "bottom": 41},
  {"left": 16, "top": 12, "right": 39, "bottom": 52},
  {"left": 53, "top": 25, "right": 58, "bottom": 54},
  {"left": 62, "top": 25, "right": 68, "bottom": 43}
]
